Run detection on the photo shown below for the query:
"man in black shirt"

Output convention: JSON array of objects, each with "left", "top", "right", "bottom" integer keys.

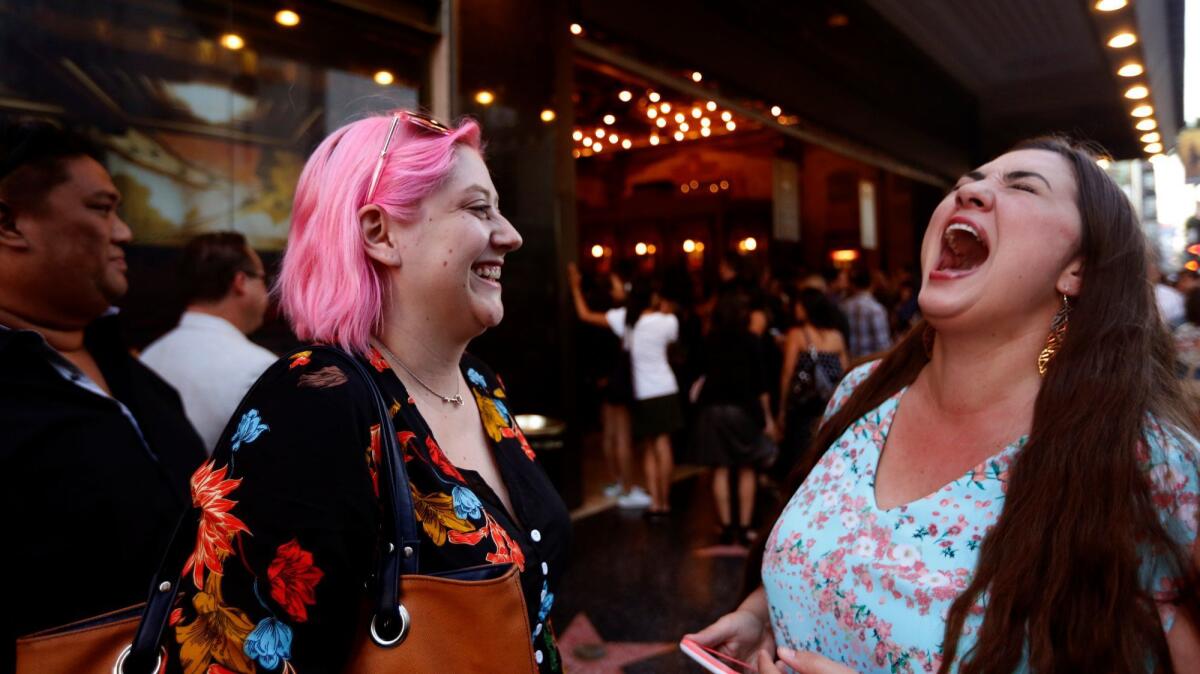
[{"left": 0, "top": 119, "right": 206, "bottom": 670}]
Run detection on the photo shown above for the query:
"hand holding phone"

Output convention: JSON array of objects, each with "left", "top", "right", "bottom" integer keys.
[{"left": 679, "top": 637, "right": 755, "bottom": 673}]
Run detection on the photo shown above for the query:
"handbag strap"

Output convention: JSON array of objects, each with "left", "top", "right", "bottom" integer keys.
[{"left": 123, "top": 346, "right": 420, "bottom": 673}]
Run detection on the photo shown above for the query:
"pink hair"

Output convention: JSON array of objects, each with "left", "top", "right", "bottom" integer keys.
[{"left": 276, "top": 111, "right": 482, "bottom": 353}]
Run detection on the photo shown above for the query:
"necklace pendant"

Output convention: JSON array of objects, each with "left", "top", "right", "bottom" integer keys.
[{"left": 447, "top": 394, "right": 465, "bottom": 406}]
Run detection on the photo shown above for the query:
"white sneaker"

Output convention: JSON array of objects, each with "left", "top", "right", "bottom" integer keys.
[
  {"left": 602, "top": 482, "right": 624, "bottom": 499},
  {"left": 617, "top": 486, "right": 652, "bottom": 509}
]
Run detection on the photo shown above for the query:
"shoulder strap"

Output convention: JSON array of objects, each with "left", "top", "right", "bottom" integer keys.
[{"left": 124, "top": 346, "right": 418, "bottom": 672}]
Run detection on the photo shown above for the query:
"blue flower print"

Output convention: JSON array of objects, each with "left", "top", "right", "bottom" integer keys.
[
  {"left": 467, "top": 368, "right": 488, "bottom": 389},
  {"left": 532, "top": 578, "right": 554, "bottom": 638},
  {"left": 493, "top": 398, "right": 511, "bottom": 423},
  {"left": 244, "top": 617, "right": 293, "bottom": 670},
  {"left": 231, "top": 409, "right": 270, "bottom": 451},
  {"left": 452, "top": 485, "right": 483, "bottom": 520}
]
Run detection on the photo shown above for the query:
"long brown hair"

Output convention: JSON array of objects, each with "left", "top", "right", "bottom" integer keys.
[{"left": 756, "top": 137, "right": 1200, "bottom": 672}]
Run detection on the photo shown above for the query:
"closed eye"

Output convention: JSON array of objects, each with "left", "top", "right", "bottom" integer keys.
[
  {"left": 467, "top": 203, "right": 494, "bottom": 218},
  {"left": 1009, "top": 183, "right": 1037, "bottom": 193}
]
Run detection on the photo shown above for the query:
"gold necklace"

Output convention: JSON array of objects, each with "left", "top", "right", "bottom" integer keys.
[{"left": 371, "top": 339, "right": 464, "bottom": 406}]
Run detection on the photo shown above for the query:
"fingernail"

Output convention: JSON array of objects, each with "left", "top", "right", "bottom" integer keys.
[{"left": 779, "top": 646, "right": 796, "bottom": 657}]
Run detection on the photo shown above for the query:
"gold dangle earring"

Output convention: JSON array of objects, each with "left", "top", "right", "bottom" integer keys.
[{"left": 1037, "top": 294, "right": 1071, "bottom": 376}]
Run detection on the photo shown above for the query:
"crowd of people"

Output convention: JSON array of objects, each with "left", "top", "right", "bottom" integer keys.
[{"left": 4, "top": 111, "right": 1200, "bottom": 674}]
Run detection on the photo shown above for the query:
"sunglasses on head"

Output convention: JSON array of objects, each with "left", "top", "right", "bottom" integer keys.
[{"left": 365, "top": 111, "right": 452, "bottom": 201}]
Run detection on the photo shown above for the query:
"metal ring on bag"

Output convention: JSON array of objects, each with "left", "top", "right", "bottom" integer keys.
[
  {"left": 113, "top": 645, "right": 165, "bottom": 674},
  {"left": 369, "top": 603, "right": 411, "bottom": 647}
]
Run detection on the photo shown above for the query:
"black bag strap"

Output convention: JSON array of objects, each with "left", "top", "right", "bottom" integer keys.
[{"left": 122, "top": 346, "right": 421, "bottom": 673}]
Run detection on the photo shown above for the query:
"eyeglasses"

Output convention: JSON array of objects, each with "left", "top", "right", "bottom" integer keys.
[{"left": 365, "top": 111, "right": 452, "bottom": 201}]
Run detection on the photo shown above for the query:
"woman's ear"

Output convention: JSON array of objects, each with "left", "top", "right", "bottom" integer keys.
[
  {"left": 1057, "top": 255, "right": 1084, "bottom": 297},
  {"left": 358, "top": 204, "right": 402, "bottom": 267}
]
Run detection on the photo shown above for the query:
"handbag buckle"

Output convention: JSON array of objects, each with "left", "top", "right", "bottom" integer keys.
[
  {"left": 113, "top": 645, "right": 165, "bottom": 674},
  {"left": 369, "top": 603, "right": 411, "bottom": 647}
]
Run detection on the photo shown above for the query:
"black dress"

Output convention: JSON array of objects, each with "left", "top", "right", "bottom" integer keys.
[{"left": 163, "top": 346, "right": 571, "bottom": 673}]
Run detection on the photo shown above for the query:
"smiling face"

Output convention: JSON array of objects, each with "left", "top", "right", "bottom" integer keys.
[
  {"left": 2, "top": 156, "right": 132, "bottom": 327},
  {"left": 918, "top": 149, "right": 1083, "bottom": 333},
  {"left": 391, "top": 147, "right": 522, "bottom": 340}
]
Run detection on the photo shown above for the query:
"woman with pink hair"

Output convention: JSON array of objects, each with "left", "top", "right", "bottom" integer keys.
[{"left": 162, "top": 111, "right": 570, "bottom": 673}]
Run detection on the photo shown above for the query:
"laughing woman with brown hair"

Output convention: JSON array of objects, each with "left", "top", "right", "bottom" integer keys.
[{"left": 688, "top": 137, "right": 1200, "bottom": 673}]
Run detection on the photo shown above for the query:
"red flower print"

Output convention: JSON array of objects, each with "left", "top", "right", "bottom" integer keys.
[
  {"left": 288, "top": 351, "right": 312, "bottom": 369},
  {"left": 366, "top": 425, "right": 383, "bottom": 497},
  {"left": 484, "top": 513, "right": 526, "bottom": 571},
  {"left": 267, "top": 539, "right": 325, "bottom": 623},
  {"left": 425, "top": 436, "right": 465, "bottom": 482},
  {"left": 397, "top": 431, "right": 418, "bottom": 463},
  {"left": 207, "top": 666, "right": 239, "bottom": 674},
  {"left": 367, "top": 347, "right": 390, "bottom": 372},
  {"left": 184, "top": 461, "right": 251, "bottom": 589},
  {"left": 169, "top": 608, "right": 183, "bottom": 626}
]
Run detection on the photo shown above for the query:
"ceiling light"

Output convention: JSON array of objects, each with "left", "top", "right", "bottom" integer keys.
[
  {"left": 619, "top": 90, "right": 632, "bottom": 102},
  {"left": 683, "top": 239, "right": 696, "bottom": 253},
  {"left": 674, "top": 131, "right": 685, "bottom": 141},
  {"left": 570, "top": 23, "right": 583, "bottom": 35},
  {"left": 219, "top": 33, "right": 245, "bottom": 50},
  {"left": 1140, "top": 132, "right": 1160, "bottom": 143},
  {"left": 540, "top": 109, "right": 556, "bottom": 123},
  {"left": 647, "top": 108, "right": 658, "bottom": 118},
  {"left": 649, "top": 91, "right": 661, "bottom": 103},
  {"left": 656, "top": 117, "right": 667, "bottom": 128},
  {"left": 582, "top": 137, "right": 593, "bottom": 147},
  {"left": 1095, "top": 0, "right": 1127, "bottom": 10},
  {"left": 726, "top": 121, "right": 737, "bottom": 131},
  {"left": 701, "top": 118, "right": 711, "bottom": 127},
  {"left": 1117, "top": 62, "right": 1143, "bottom": 77},
  {"left": 719, "top": 180, "right": 729, "bottom": 189},
  {"left": 700, "top": 127, "right": 711, "bottom": 137},
  {"left": 621, "top": 139, "right": 632, "bottom": 149},
  {"left": 679, "top": 122, "right": 689, "bottom": 132},
  {"left": 373, "top": 70, "right": 394, "bottom": 86},
  {"left": 474, "top": 90, "right": 495, "bottom": 105},
  {"left": 770, "top": 105, "right": 782, "bottom": 117},
  {"left": 649, "top": 135, "right": 660, "bottom": 146},
  {"left": 1131, "top": 104, "right": 1153, "bottom": 117},
  {"left": 674, "top": 112, "right": 685, "bottom": 123},
  {"left": 1136, "top": 118, "right": 1157, "bottom": 131},
  {"left": 1144, "top": 142, "right": 1163, "bottom": 153},
  {"left": 691, "top": 71, "right": 703, "bottom": 82},
  {"left": 593, "top": 143, "right": 603, "bottom": 153},
  {"left": 1124, "top": 85, "right": 1149, "bottom": 99},
  {"left": 706, "top": 101, "right": 717, "bottom": 111},
  {"left": 635, "top": 242, "right": 648, "bottom": 255},
  {"left": 595, "top": 128, "right": 606, "bottom": 138},
  {"left": 591, "top": 245, "right": 604, "bottom": 258},
  {"left": 275, "top": 10, "right": 300, "bottom": 26},
  {"left": 572, "top": 130, "right": 583, "bottom": 141},
  {"left": 691, "top": 107, "right": 702, "bottom": 118},
  {"left": 603, "top": 114, "right": 616, "bottom": 125},
  {"left": 721, "top": 111, "right": 732, "bottom": 122},
  {"left": 1107, "top": 31, "right": 1137, "bottom": 48},
  {"left": 608, "top": 133, "right": 618, "bottom": 144},
  {"left": 660, "top": 102, "right": 671, "bottom": 113}
]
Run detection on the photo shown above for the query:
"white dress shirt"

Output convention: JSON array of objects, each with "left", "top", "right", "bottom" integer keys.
[{"left": 141, "top": 311, "right": 277, "bottom": 452}]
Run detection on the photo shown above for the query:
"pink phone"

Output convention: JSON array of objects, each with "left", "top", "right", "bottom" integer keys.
[{"left": 679, "top": 637, "right": 754, "bottom": 673}]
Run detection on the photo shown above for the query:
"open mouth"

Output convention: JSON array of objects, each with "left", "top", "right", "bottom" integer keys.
[
  {"left": 472, "top": 263, "right": 502, "bottom": 283},
  {"left": 936, "top": 222, "right": 989, "bottom": 274}
]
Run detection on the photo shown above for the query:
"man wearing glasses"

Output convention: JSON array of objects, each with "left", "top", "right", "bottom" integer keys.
[
  {"left": 142, "top": 231, "right": 277, "bottom": 452},
  {"left": 0, "top": 118, "right": 206, "bottom": 665}
]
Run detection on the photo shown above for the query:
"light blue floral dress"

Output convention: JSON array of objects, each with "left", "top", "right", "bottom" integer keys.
[{"left": 762, "top": 362, "right": 1200, "bottom": 673}]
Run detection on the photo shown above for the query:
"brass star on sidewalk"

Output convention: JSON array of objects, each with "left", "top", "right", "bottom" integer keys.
[{"left": 557, "top": 612, "right": 675, "bottom": 673}]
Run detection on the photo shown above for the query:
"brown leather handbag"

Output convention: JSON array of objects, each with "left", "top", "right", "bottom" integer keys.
[{"left": 15, "top": 347, "right": 538, "bottom": 674}]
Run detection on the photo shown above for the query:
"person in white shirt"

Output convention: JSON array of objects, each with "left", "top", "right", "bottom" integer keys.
[
  {"left": 142, "top": 232, "right": 276, "bottom": 452},
  {"left": 570, "top": 265, "right": 681, "bottom": 516}
]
